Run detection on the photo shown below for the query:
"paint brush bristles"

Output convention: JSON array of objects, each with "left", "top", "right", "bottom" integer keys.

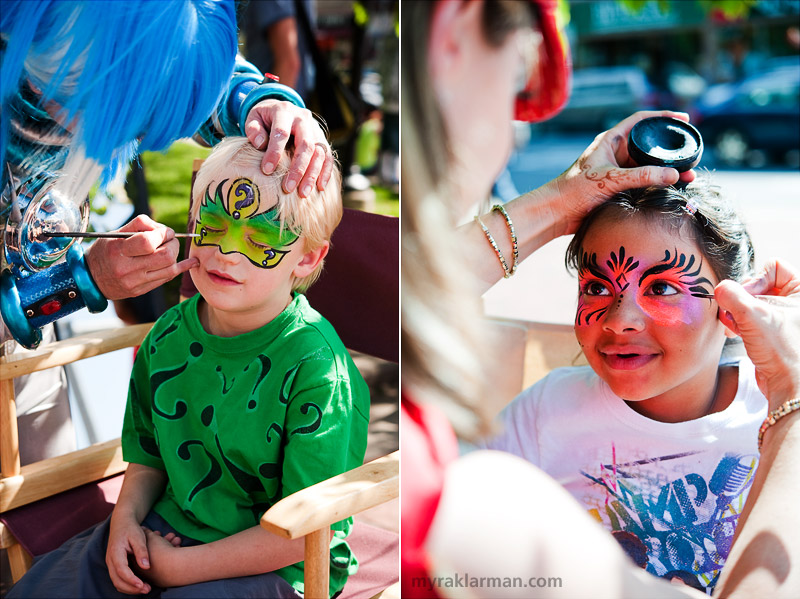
[
  {"left": 692, "top": 291, "right": 788, "bottom": 305},
  {"left": 42, "top": 231, "right": 199, "bottom": 239}
]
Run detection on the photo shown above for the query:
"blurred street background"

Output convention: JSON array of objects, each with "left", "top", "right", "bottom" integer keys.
[{"left": 485, "top": 0, "right": 800, "bottom": 325}]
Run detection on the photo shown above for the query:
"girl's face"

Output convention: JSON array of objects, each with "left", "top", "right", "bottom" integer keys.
[{"left": 574, "top": 213, "right": 728, "bottom": 415}]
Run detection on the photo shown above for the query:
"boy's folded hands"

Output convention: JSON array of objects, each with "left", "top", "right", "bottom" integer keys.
[
  {"left": 105, "top": 517, "right": 153, "bottom": 595},
  {"left": 135, "top": 528, "right": 185, "bottom": 589}
]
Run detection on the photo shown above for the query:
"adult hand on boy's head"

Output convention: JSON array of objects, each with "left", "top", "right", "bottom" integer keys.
[
  {"left": 85, "top": 215, "right": 199, "bottom": 300},
  {"left": 550, "top": 110, "right": 697, "bottom": 236},
  {"left": 245, "top": 99, "right": 334, "bottom": 198},
  {"left": 715, "top": 259, "right": 800, "bottom": 407}
]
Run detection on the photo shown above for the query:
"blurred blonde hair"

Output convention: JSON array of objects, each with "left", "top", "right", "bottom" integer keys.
[
  {"left": 401, "top": 1, "right": 533, "bottom": 440},
  {"left": 191, "top": 136, "right": 342, "bottom": 292}
]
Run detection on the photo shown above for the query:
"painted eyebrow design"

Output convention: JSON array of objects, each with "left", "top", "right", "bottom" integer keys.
[
  {"left": 606, "top": 246, "right": 639, "bottom": 292},
  {"left": 578, "top": 251, "right": 615, "bottom": 288},
  {"left": 638, "top": 249, "right": 714, "bottom": 295},
  {"left": 576, "top": 250, "right": 617, "bottom": 326},
  {"left": 578, "top": 247, "right": 639, "bottom": 292}
]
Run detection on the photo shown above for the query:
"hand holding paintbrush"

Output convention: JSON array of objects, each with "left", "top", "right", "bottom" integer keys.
[
  {"left": 693, "top": 291, "right": 792, "bottom": 306},
  {"left": 710, "top": 260, "right": 800, "bottom": 413},
  {"left": 71, "top": 215, "right": 200, "bottom": 301}
]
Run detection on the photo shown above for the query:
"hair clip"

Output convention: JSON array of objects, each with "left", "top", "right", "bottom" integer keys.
[{"left": 682, "top": 198, "right": 699, "bottom": 216}]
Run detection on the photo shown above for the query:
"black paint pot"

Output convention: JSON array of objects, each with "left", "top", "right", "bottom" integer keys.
[{"left": 628, "top": 117, "right": 703, "bottom": 172}]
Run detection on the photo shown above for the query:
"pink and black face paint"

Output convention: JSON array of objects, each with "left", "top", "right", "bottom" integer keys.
[
  {"left": 638, "top": 249, "right": 714, "bottom": 298},
  {"left": 575, "top": 247, "right": 636, "bottom": 326},
  {"left": 575, "top": 246, "right": 716, "bottom": 328},
  {"left": 606, "top": 246, "right": 639, "bottom": 292}
]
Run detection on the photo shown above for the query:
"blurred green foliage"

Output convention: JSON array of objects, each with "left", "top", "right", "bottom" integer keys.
[
  {"left": 374, "top": 185, "right": 399, "bottom": 217},
  {"left": 354, "top": 1, "right": 369, "bottom": 27},
  {"left": 138, "top": 141, "right": 211, "bottom": 233}
]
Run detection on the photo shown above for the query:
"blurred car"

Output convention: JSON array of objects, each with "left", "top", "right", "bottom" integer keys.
[
  {"left": 691, "top": 62, "right": 800, "bottom": 168},
  {"left": 663, "top": 62, "right": 707, "bottom": 110},
  {"left": 542, "top": 66, "right": 657, "bottom": 131}
]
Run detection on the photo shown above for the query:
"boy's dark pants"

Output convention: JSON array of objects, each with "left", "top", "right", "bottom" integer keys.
[{"left": 8, "top": 511, "right": 301, "bottom": 598}]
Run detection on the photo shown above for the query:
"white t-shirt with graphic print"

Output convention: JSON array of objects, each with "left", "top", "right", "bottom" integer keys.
[{"left": 483, "top": 359, "right": 766, "bottom": 594}]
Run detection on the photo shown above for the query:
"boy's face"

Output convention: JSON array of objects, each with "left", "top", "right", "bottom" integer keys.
[
  {"left": 193, "top": 177, "right": 299, "bottom": 268},
  {"left": 573, "top": 212, "right": 727, "bottom": 411},
  {"left": 189, "top": 177, "right": 318, "bottom": 326}
]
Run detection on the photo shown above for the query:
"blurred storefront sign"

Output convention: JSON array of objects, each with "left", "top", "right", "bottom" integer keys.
[
  {"left": 574, "top": 1, "right": 693, "bottom": 36},
  {"left": 569, "top": 0, "right": 799, "bottom": 39}
]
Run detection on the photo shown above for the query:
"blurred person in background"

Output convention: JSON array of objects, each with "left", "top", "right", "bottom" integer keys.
[
  {"left": 243, "top": 0, "right": 316, "bottom": 100},
  {"left": 400, "top": 1, "right": 800, "bottom": 597}
]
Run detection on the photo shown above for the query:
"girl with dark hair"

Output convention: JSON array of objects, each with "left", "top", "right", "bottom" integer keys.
[
  {"left": 401, "top": 1, "right": 800, "bottom": 597},
  {"left": 486, "top": 175, "right": 763, "bottom": 593}
]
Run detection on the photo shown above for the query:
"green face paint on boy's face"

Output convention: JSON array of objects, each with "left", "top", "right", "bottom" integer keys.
[{"left": 193, "top": 178, "right": 299, "bottom": 269}]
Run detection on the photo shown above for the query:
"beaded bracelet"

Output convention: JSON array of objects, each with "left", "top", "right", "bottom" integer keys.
[
  {"left": 758, "top": 397, "right": 800, "bottom": 451},
  {"left": 492, "top": 204, "right": 519, "bottom": 277},
  {"left": 475, "top": 214, "right": 511, "bottom": 278}
]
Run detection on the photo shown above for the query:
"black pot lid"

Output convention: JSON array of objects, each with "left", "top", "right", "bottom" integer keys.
[{"left": 628, "top": 117, "right": 703, "bottom": 172}]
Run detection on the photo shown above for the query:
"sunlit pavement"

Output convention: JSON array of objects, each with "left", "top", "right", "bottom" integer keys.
[{"left": 484, "top": 133, "right": 800, "bottom": 325}]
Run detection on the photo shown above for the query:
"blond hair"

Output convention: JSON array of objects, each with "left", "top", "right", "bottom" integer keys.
[
  {"left": 191, "top": 136, "right": 342, "bottom": 291},
  {"left": 401, "top": 1, "right": 533, "bottom": 440}
]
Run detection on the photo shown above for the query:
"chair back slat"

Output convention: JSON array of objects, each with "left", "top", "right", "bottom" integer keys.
[{"left": 0, "top": 323, "right": 152, "bottom": 380}]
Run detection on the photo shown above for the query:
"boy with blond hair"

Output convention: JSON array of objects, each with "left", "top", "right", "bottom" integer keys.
[{"left": 10, "top": 136, "right": 369, "bottom": 599}]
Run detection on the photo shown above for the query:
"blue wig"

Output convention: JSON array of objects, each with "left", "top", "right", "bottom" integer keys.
[{"left": 0, "top": 0, "right": 237, "bottom": 185}]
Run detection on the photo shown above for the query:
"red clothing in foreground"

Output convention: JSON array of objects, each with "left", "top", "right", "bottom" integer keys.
[{"left": 400, "top": 396, "right": 459, "bottom": 598}]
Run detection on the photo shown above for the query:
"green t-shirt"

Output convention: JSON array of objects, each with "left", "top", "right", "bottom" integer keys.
[{"left": 121, "top": 293, "right": 370, "bottom": 597}]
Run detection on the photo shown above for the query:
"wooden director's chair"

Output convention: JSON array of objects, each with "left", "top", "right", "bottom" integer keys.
[
  {"left": 482, "top": 317, "right": 586, "bottom": 419},
  {"left": 1, "top": 203, "right": 400, "bottom": 599}
]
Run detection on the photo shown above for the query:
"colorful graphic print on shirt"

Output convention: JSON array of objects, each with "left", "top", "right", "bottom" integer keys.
[{"left": 580, "top": 445, "right": 758, "bottom": 592}]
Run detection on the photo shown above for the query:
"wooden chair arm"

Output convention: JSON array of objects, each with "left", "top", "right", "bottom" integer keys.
[
  {"left": 0, "top": 520, "right": 16, "bottom": 549},
  {"left": 0, "top": 323, "right": 153, "bottom": 380},
  {"left": 260, "top": 450, "right": 399, "bottom": 540},
  {"left": 0, "top": 438, "right": 125, "bottom": 512},
  {"left": 261, "top": 451, "right": 398, "bottom": 599},
  {"left": 371, "top": 581, "right": 401, "bottom": 599}
]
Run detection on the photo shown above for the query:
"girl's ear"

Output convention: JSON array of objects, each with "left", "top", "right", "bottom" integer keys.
[
  {"left": 719, "top": 308, "right": 740, "bottom": 339},
  {"left": 293, "top": 241, "right": 329, "bottom": 279}
]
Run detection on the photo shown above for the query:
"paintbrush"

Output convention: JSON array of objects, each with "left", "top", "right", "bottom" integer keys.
[
  {"left": 41, "top": 231, "right": 199, "bottom": 239},
  {"left": 692, "top": 291, "right": 789, "bottom": 304}
]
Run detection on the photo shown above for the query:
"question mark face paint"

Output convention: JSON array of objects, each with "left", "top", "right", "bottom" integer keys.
[{"left": 194, "top": 178, "right": 299, "bottom": 269}]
